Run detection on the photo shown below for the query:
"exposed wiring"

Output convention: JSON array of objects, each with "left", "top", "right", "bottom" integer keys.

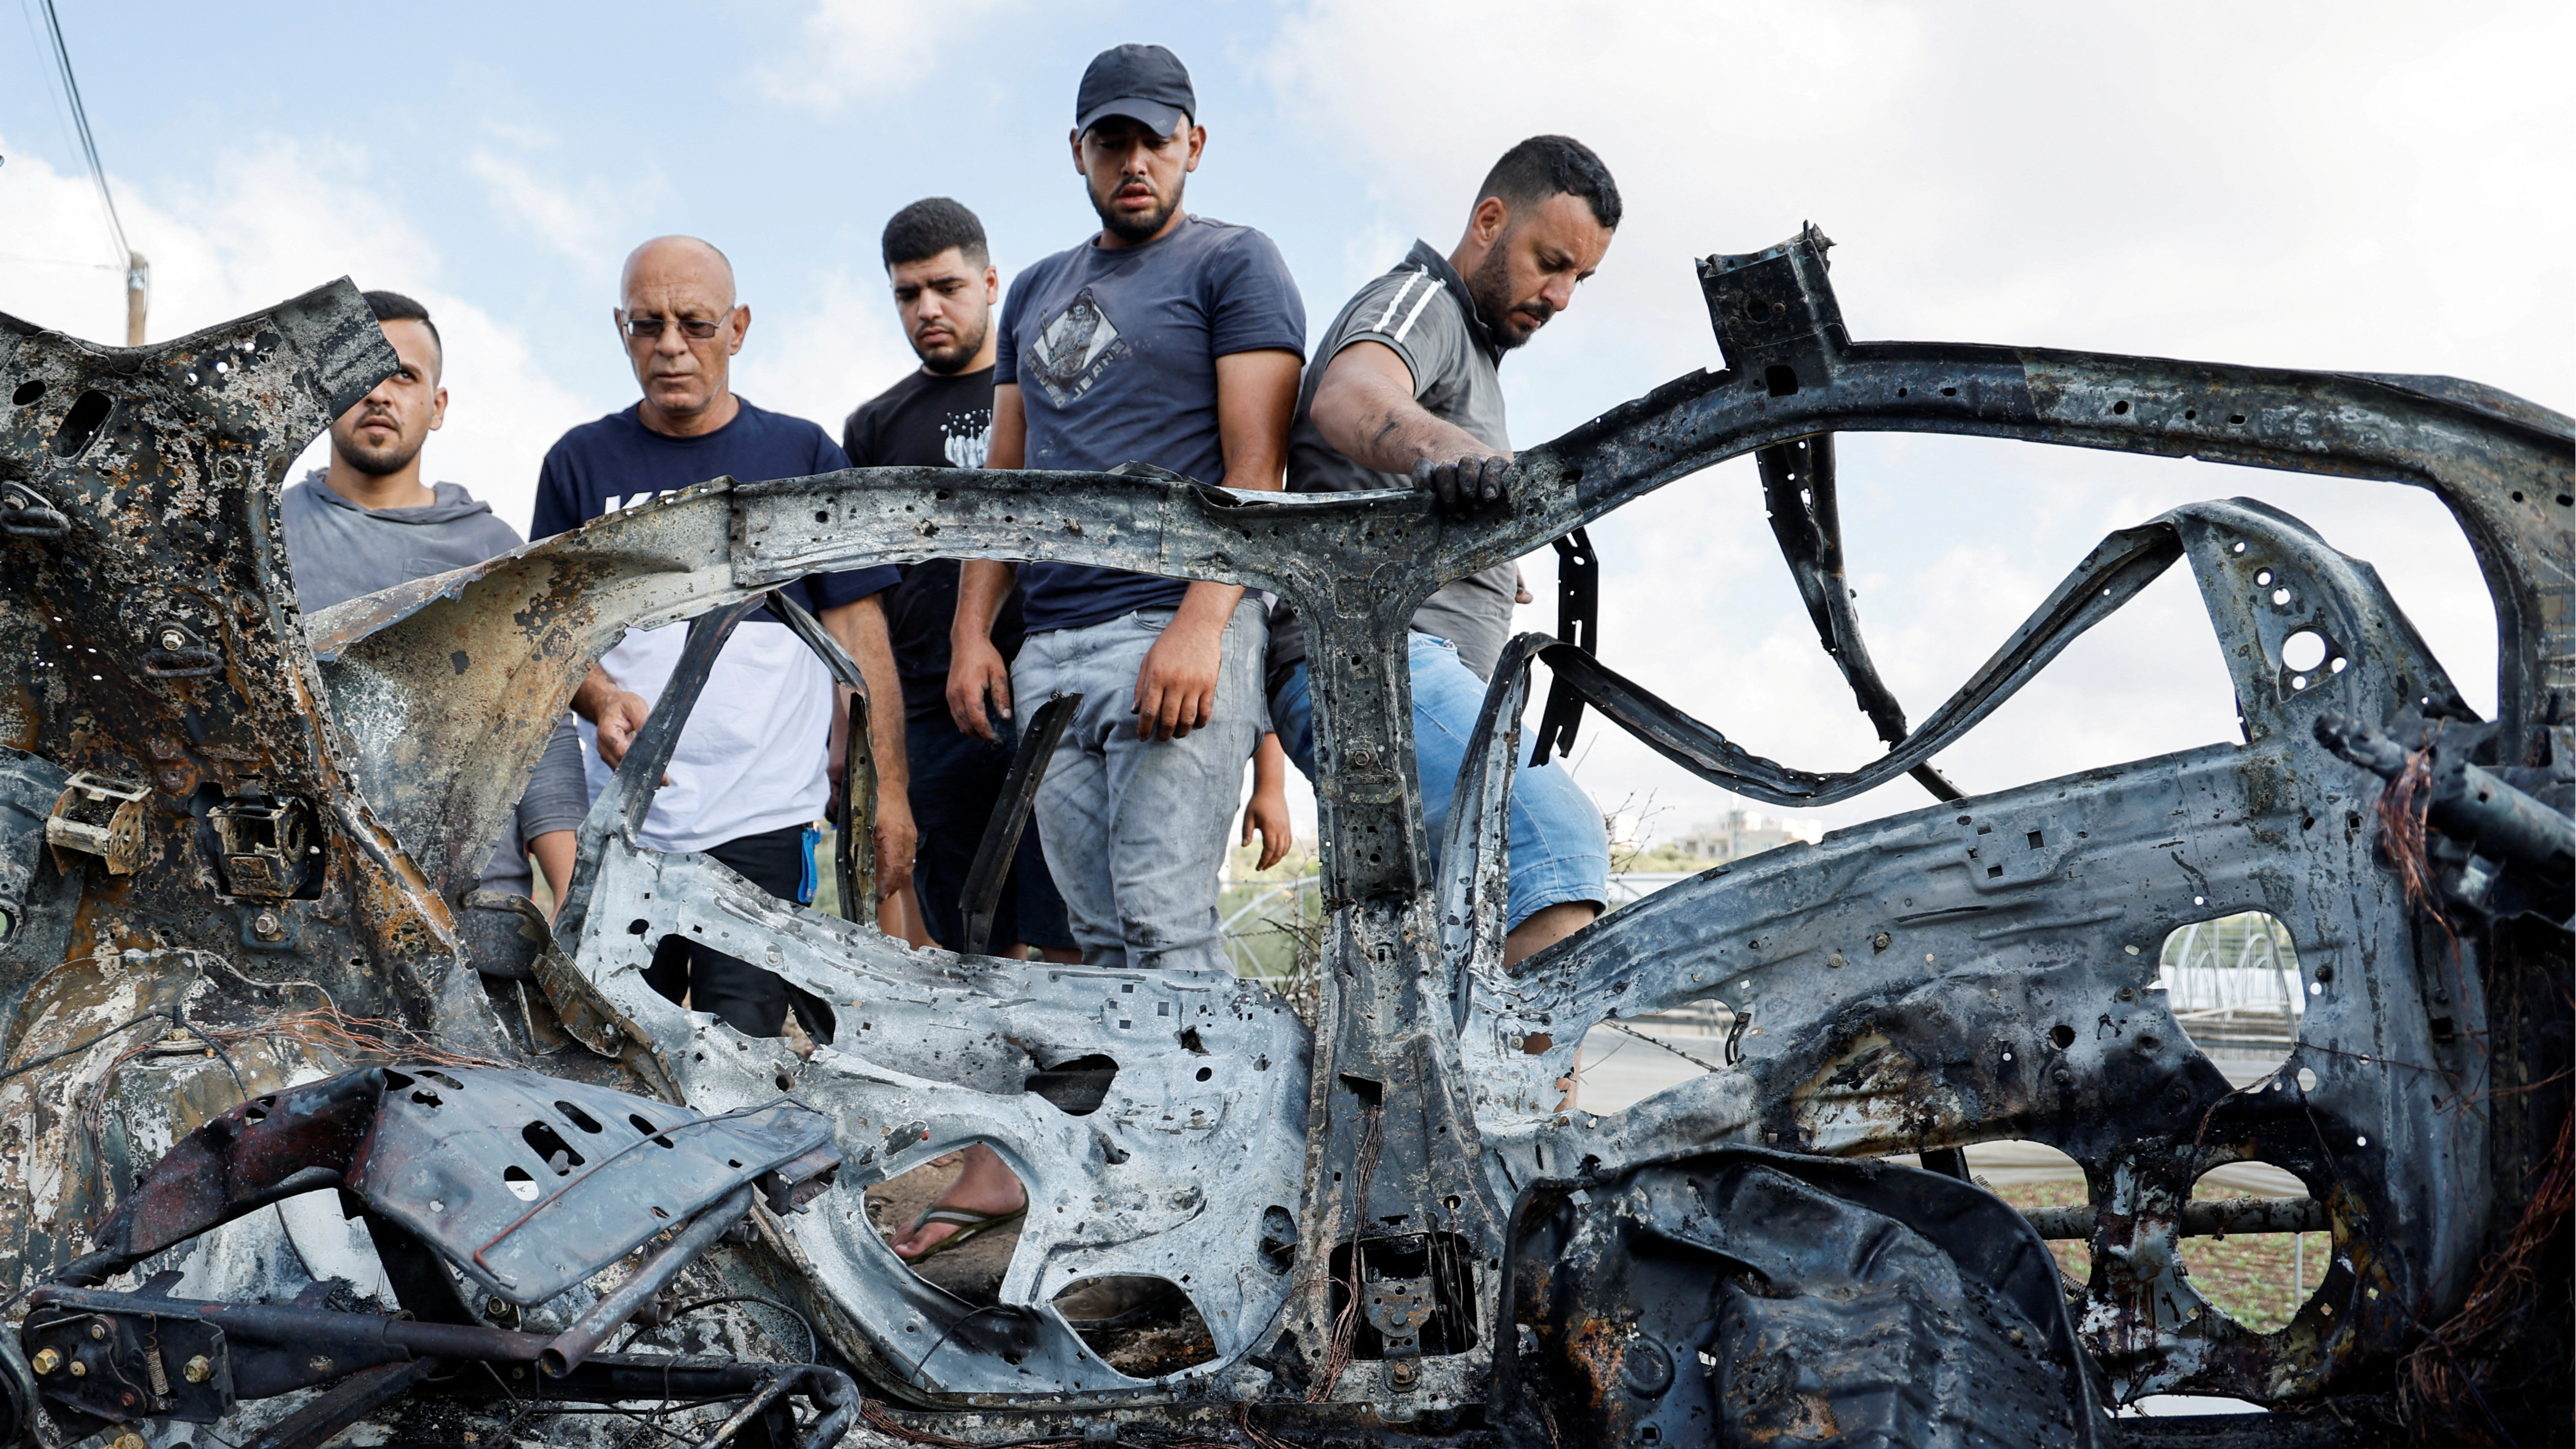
[
  {"left": 1599, "top": 1017, "right": 1730, "bottom": 1076},
  {"left": 0, "top": 1006, "right": 172, "bottom": 1085},
  {"left": 902, "top": 1302, "right": 1022, "bottom": 1389},
  {"left": 33, "top": 0, "right": 130, "bottom": 267}
]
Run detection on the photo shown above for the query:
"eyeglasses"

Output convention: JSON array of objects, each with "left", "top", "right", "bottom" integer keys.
[{"left": 620, "top": 307, "right": 735, "bottom": 342}]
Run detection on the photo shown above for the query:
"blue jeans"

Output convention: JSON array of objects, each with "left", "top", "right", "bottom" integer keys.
[
  {"left": 1272, "top": 633, "right": 1608, "bottom": 931},
  {"left": 1012, "top": 599, "right": 1268, "bottom": 971},
  {"left": 904, "top": 715, "right": 1076, "bottom": 954}
]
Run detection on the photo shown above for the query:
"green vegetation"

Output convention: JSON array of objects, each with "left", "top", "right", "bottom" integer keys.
[{"left": 1611, "top": 844, "right": 1727, "bottom": 875}]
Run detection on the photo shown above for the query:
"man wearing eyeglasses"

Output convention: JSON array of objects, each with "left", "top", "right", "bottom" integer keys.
[{"left": 533, "top": 234, "right": 912, "bottom": 1043}]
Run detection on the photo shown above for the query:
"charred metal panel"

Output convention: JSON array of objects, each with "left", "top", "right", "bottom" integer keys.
[
  {"left": 2, "top": 225, "right": 2568, "bottom": 1445},
  {"left": 1503, "top": 1149, "right": 2105, "bottom": 1449},
  {"left": 55, "top": 1064, "right": 835, "bottom": 1301},
  {"left": 21, "top": 1063, "right": 853, "bottom": 1444},
  {"left": 0, "top": 289, "right": 511, "bottom": 1305}
]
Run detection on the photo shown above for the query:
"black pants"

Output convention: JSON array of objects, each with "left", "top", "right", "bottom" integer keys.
[
  {"left": 906, "top": 715, "right": 1076, "bottom": 954},
  {"left": 643, "top": 824, "right": 833, "bottom": 1043}
]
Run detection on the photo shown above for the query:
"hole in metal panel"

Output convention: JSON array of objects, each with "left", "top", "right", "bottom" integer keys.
[
  {"left": 1053, "top": 1275, "right": 1219, "bottom": 1374},
  {"left": 1025, "top": 1054, "right": 1119, "bottom": 1116},
  {"left": 2177, "top": 1165, "right": 2331, "bottom": 1333},
  {"left": 2153, "top": 911, "right": 2302, "bottom": 1079},
  {"left": 522, "top": 1121, "right": 586, "bottom": 1174},
  {"left": 49, "top": 390, "right": 113, "bottom": 457}
]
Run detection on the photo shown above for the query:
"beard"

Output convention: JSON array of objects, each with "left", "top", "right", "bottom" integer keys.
[
  {"left": 1091, "top": 174, "right": 1183, "bottom": 245},
  {"left": 334, "top": 413, "right": 426, "bottom": 476},
  {"left": 914, "top": 313, "right": 990, "bottom": 375},
  {"left": 1466, "top": 241, "right": 1553, "bottom": 352}
]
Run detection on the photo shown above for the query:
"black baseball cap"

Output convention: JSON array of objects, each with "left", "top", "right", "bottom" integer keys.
[{"left": 1075, "top": 43, "right": 1195, "bottom": 137}]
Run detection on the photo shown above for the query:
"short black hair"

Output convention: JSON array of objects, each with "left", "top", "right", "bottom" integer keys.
[
  {"left": 363, "top": 289, "right": 442, "bottom": 364},
  {"left": 882, "top": 198, "right": 990, "bottom": 271},
  {"left": 1476, "top": 135, "right": 1622, "bottom": 231}
]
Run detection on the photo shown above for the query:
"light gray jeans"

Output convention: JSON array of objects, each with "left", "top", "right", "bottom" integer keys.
[{"left": 1012, "top": 598, "right": 1267, "bottom": 972}]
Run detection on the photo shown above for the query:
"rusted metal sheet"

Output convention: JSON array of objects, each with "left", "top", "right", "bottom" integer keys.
[
  {"left": 53, "top": 1065, "right": 836, "bottom": 1302},
  {"left": 19, "top": 1063, "right": 851, "bottom": 1443},
  {"left": 0, "top": 226, "right": 2567, "bottom": 1447}
]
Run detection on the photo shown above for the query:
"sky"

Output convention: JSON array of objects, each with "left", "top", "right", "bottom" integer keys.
[{"left": 3, "top": 1, "right": 2568, "bottom": 848}]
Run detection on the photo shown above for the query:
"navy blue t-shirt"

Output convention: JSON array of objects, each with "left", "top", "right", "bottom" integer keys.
[
  {"left": 843, "top": 366, "right": 1027, "bottom": 724},
  {"left": 532, "top": 398, "right": 898, "bottom": 614},
  {"left": 995, "top": 215, "right": 1304, "bottom": 633}
]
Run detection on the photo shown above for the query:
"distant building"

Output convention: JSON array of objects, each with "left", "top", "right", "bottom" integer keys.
[{"left": 1674, "top": 809, "right": 1802, "bottom": 863}]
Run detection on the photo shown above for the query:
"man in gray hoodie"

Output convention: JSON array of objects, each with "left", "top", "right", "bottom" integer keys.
[{"left": 280, "top": 290, "right": 588, "bottom": 905}]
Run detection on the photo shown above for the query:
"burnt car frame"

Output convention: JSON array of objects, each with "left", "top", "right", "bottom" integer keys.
[{"left": 0, "top": 224, "right": 2565, "bottom": 1447}]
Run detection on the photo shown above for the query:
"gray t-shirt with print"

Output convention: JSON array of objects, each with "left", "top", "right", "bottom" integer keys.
[
  {"left": 1283, "top": 240, "right": 1517, "bottom": 680},
  {"left": 995, "top": 214, "right": 1307, "bottom": 635}
]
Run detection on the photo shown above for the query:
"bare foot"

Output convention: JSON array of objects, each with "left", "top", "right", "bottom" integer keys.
[{"left": 892, "top": 1144, "right": 1026, "bottom": 1260}]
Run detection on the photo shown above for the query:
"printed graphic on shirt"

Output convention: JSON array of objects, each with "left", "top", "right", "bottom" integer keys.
[
  {"left": 943, "top": 409, "right": 992, "bottom": 468},
  {"left": 1023, "top": 287, "right": 1127, "bottom": 408},
  {"left": 600, "top": 489, "right": 674, "bottom": 514}
]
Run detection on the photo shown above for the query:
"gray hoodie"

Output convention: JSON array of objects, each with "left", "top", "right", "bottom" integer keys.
[{"left": 282, "top": 471, "right": 590, "bottom": 897}]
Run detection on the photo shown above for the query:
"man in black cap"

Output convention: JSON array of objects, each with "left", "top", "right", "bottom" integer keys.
[{"left": 919, "top": 44, "right": 1303, "bottom": 1268}]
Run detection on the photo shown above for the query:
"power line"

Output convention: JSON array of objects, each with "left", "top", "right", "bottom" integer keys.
[
  {"left": 28, "top": 0, "right": 148, "bottom": 343},
  {"left": 35, "top": 0, "right": 129, "bottom": 264}
]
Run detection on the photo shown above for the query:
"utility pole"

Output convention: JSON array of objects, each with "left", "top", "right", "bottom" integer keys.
[{"left": 125, "top": 251, "right": 149, "bottom": 346}]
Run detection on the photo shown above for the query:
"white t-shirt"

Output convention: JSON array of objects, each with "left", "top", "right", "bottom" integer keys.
[{"left": 577, "top": 617, "right": 831, "bottom": 852}]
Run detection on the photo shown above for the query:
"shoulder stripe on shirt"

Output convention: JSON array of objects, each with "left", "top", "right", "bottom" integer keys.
[
  {"left": 1391, "top": 278, "right": 1443, "bottom": 343},
  {"left": 1370, "top": 269, "right": 1428, "bottom": 332}
]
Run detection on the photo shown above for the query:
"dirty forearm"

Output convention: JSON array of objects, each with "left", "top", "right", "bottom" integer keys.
[
  {"left": 1311, "top": 342, "right": 1500, "bottom": 477},
  {"left": 569, "top": 662, "right": 624, "bottom": 722},
  {"left": 822, "top": 596, "right": 908, "bottom": 796},
  {"left": 952, "top": 561, "right": 1017, "bottom": 654}
]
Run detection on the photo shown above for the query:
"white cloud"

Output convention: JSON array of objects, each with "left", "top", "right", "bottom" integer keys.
[
  {"left": 757, "top": 0, "right": 1030, "bottom": 112},
  {"left": 1268, "top": 2, "right": 2569, "bottom": 842},
  {"left": 0, "top": 137, "right": 603, "bottom": 536},
  {"left": 462, "top": 148, "right": 629, "bottom": 276}
]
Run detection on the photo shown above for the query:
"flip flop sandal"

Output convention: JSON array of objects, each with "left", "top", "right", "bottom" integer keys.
[{"left": 898, "top": 1202, "right": 1028, "bottom": 1265}]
